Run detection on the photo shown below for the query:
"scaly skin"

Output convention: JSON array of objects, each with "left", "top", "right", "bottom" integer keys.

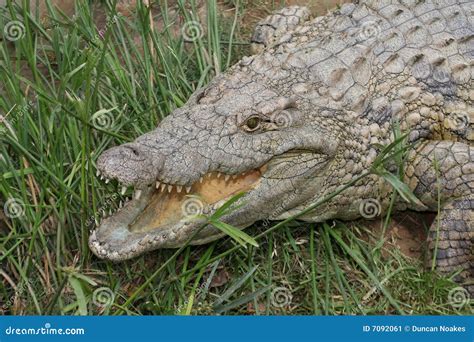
[{"left": 90, "top": 1, "right": 473, "bottom": 291}]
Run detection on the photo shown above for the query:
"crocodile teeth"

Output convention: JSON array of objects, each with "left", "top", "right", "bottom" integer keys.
[
  {"left": 119, "top": 201, "right": 123, "bottom": 208},
  {"left": 105, "top": 179, "right": 110, "bottom": 184},
  {"left": 96, "top": 170, "right": 101, "bottom": 177},
  {"left": 224, "top": 175, "right": 230, "bottom": 181},
  {"left": 100, "top": 175, "right": 105, "bottom": 180},
  {"left": 167, "top": 185, "right": 173, "bottom": 193},
  {"left": 135, "top": 190, "right": 142, "bottom": 200},
  {"left": 185, "top": 186, "right": 191, "bottom": 193},
  {"left": 232, "top": 175, "right": 237, "bottom": 179},
  {"left": 199, "top": 177, "right": 203, "bottom": 183},
  {"left": 217, "top": 172, "right": 222, "bottom": 178},
  {"left": 156, "top": 181, "right": 160, "bottom": 189},
  {"left": 177, "top": 185, "right": 182, "bottom": 193},
  {"left": 121, "top": 186, "right": 127, "bottom": 195},
  {"left": 161, "top": 183, "right": 167, "bottom": 192}
]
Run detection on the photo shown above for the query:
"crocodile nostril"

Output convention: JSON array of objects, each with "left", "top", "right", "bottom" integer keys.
[{"left": 122, "top": 145, "right": 142, "bottom": 158}]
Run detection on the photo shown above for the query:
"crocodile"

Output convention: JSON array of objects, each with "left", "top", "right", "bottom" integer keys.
[{"left": 90, "top": 0, "right": 473, "bottom": 293}]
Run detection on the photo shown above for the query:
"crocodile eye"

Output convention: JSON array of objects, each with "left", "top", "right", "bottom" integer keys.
[{"left": 243, "top": 116, "right": 262, "bottom": 132}]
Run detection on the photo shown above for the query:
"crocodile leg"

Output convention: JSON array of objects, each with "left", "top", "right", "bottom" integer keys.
[
  {"left": 405, "top": 141, "right": 473, "bottom": 294},
  {"left": 250, "top": 6, "right": 311, "bottom": 54}
]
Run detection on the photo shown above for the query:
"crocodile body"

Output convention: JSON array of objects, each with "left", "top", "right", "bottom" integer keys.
[{"left": 90, "top": 1, "right": 473, "bottom": 293}]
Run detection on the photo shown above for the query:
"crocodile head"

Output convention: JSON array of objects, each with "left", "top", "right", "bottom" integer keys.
[{"left": 89, "top": 53, "right": 345, "bottom": 261}]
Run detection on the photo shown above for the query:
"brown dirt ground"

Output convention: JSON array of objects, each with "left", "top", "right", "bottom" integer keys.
[{"left": 359, "top": 212, "right": 432, "bottom": 259}]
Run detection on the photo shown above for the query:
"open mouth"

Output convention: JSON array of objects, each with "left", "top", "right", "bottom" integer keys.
[
  {"left": 127, "top": 168, "right": 264, "bottom": 233},
  {"left": 89, "top": 166, "right": 266, "bottom": 260}
]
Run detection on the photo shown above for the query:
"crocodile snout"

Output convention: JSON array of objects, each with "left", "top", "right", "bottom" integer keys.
[{"left": 97, "top": 143, "right": 162, "bottom": 187}]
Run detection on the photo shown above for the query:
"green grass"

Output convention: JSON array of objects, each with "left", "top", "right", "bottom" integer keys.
[{"left": 0, "top": 0, "right": 472, "bottom": 315}]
